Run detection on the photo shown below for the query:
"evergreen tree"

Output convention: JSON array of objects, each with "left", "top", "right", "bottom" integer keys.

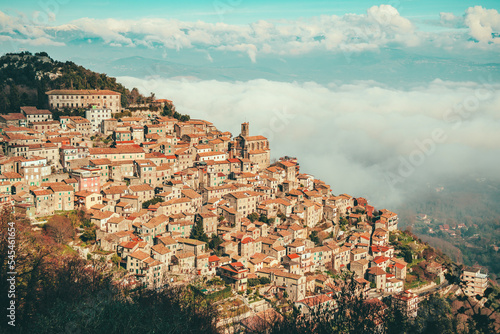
[
  {"left": 8, "top": 84, "right": 20, "bottom": 111},
  {"left": 190, "top": 219, "right": 208, "bottom": 242},
  {"left": 208, "top": 235, "right": 223, "bottom": 250},
  {"left": 247, "top": 212, "right": 259, "bottom": 222},
  {"left": 310, "top": 230, "right": 320, "bottom": 245}
]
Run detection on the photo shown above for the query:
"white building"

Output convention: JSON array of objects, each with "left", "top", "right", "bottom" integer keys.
[
  {"left": 85, "top": 107, "right": 112, "bottom": 133},
  {"left": 461, "top": 267, "right": 488, "bottom": 297}
]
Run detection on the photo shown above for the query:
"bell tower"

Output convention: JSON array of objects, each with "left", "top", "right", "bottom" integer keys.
[{"left": 241, "top": 122, "right": 249, "bottom": 138}]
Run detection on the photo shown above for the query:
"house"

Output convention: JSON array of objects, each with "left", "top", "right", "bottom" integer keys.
[
  {"left": 177, "top": 238, "right": 206, "bottom": 256},
  {"left": 367, "top": 266, "right": 387, "bottom": 291},
  {"left": 257, "top": 268, "right": 306, "bottom": 301},
  {"left": 295, "top": 294, "right": 334, "bottom": 315},
  {"left": 31, "top": 189, "right": 54, "bottom": 216},
  {"left": 196, "top": 212, "right": 218, "bottom": 237},
  {"left": 461, "top": 267, "right": 488, "bottom": 297},
  {"left": 350, "top": 248, "right": 368, "bottom": 262},
  {"left": 379, "top": 209, "right": 399, "bottom": 231},
  {"left": 350, "top": 259, "right": 369, "bottom": 278},
  {"left": 70, "top": 167, "right": 101, "bottom": 193},
  {"left": 126, "top": 249, "right": 166, "bottom": 288},
  {"left": 106, "top": 216, "right": 129, "bottom": 233},
  {"left": 20, "top": 106, "right": 53, "bottom": 124},
  {"left": 90, "top": 210, "right": 117, "bottom": 230},
  {"left": 392, "top": 290, "right": 419, "bottom": 318},
  {"left": 219, "top": 261, "right": 248, "bottom": 291},
  {"left": 75, "top": 190, "right": 102, "bottom": 210},
  {"left": 173, "top": 252, "right": 196, "bottom": 274},
  {"left": 388, "top": 258, "right": 407, "bottom": 280},
  {"left": 151, "top": 244, "right": 173, "bottom": 266},
  {"left": 49, "top": 184, "right": 75, "bottom": 211}
]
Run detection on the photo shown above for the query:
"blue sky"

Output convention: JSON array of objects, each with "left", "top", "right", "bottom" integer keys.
[{"left": 4, "top": 0, "right": 500, "bottom": 23}]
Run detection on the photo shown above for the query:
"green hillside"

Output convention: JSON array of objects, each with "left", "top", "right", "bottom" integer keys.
[{"left": 0, "top": 51, "right": 150, "bottom": 114}]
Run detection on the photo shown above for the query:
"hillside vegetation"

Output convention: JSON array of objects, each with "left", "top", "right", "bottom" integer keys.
[{"left": 0, "top": 51, "right": 151, "bottom": 114}]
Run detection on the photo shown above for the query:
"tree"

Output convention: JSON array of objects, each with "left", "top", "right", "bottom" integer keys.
[
  {"left": 111, "top": 254, "right": 121, "bottom": 268},
  {"left": 208, "top": 235, "right": 223, "bottom": 250},
  {"left": 44, "top": 215, "right": 75, "bottom": 243},
  {"left": 339, "top": 217, "right": 349, "bottom": 230},
  {"left": 161, "top": 102, "right": 175, "bottom": 117},
  {"left": 259, "top": 277, "right": 271, "bottom": 285},
  {"left": 401, "top": 246, "right": 413, "bottom": 264},
  {"left": 80, "top": 228, "right": 96, "bottom": 243},
  {"left": 412, "top": 294, "right": 457, "bottom": 333},
  {"left": 310, "top": 230, "right": 320, "bottom": 245},
  {"left": 179, "top": 114, "right": 190, "bottom": 122},
  {"left": 247, "top": 212, "right": 259, "bottom": 222},
  {"left": 142, "top": 197, "right": 163, "bottom": 209},
  {"left": 248, "top": 278, "right": 260, "bottom": 286},
  {"left": 265, "top": 276, "right": 388, "bottom": 333},
  {"left": 8, "top": 84, "right": 20, "bottom": 111},
  {"left": 190, "top": 219, "right": 208, "bottom": 242},
  {"left": 259, "top": 214, "right": 269, "bottom": 224}
]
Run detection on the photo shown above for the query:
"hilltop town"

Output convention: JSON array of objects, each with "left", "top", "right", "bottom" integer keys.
[{"left": 0, "top": 88, "right": 494, "bottom": 331}]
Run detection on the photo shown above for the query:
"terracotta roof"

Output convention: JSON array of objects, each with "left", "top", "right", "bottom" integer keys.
[
  {"left": 129, "top": 184, "right": 154, "bottom": 192},
  {"left": 20, "top": 106, "right": 52, "bottom": 115},
  {"left": 367, "top": 266, "right": 387, "bottom": 276},
  {"left": 175, "top": 252, "right": 195, "bottom": 259},
  {"left": 46, "top": 89, "right": 120, "bottom": 95},
  {"left": 129, "top": 250, "right": 150, "bottom": 261},
  {"left": 49, "top": 184, "right": 74, "bottom": 192},
  {"left": 151, "top": 244, "right": 171, "bottom": 255},
  {"left": 89, "top": 146, "right": 145, "bottom": 155}
]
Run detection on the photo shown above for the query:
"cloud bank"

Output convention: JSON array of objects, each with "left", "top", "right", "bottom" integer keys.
[
  {"left": 117, "top": 76, "right": 500, "bottom": 208},
  {"left": 1, "top": 5, "right": 500, "bottom": 61}
]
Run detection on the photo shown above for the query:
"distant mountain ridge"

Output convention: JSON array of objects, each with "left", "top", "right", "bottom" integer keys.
[{"left": 73, "top": 48, "right": 500, "bottom": 85}]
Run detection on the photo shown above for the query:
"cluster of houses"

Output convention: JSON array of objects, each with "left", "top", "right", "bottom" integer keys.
[{"left": 7, "top": 89, "right": 484, "bottom": 319}]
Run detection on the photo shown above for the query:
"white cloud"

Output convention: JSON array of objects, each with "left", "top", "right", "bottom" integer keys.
[
  {"left": 367, "top": 4, "right": 414, "bottom": 33},
  {"left": 465, "top": 6, "right": 500, "bottom": 44},
  {"left": 439, "top": 12, "right": 465, "bottom": 28},
  {"left": 0, "top": 10, "right": 65, "bottom": 48},
  {"left": 0, "top": 6, "right": 427, "bottom": 61},
  {"left": 117, "top": 76, "right": 500, "bottom": 207},
  {"left": 2, "top": 6, "right": 500, "bottom": 60}
]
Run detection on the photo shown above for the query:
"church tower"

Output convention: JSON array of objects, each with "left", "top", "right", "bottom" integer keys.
[{"left": 241, "top": 122, "right": 249, "bottom": 137}]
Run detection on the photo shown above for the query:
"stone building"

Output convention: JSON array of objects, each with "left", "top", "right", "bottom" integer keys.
[
  {"left": 20, "top": 106, "right": 53, "bottom": 124},
  {"left": 230, "top": 123, "right": 270, "bottom": 171},
  {"left": 46, "top": 89, "right": 122, "bottom": 114}
]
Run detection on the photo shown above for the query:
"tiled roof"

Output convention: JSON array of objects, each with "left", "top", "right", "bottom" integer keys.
[{"left": 46, "top": 89, "right": 120, "bottom": 95}]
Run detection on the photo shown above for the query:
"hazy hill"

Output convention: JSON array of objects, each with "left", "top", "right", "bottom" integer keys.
[{"left": 396, "top": 176, "right": 500, "bottom": 279}]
